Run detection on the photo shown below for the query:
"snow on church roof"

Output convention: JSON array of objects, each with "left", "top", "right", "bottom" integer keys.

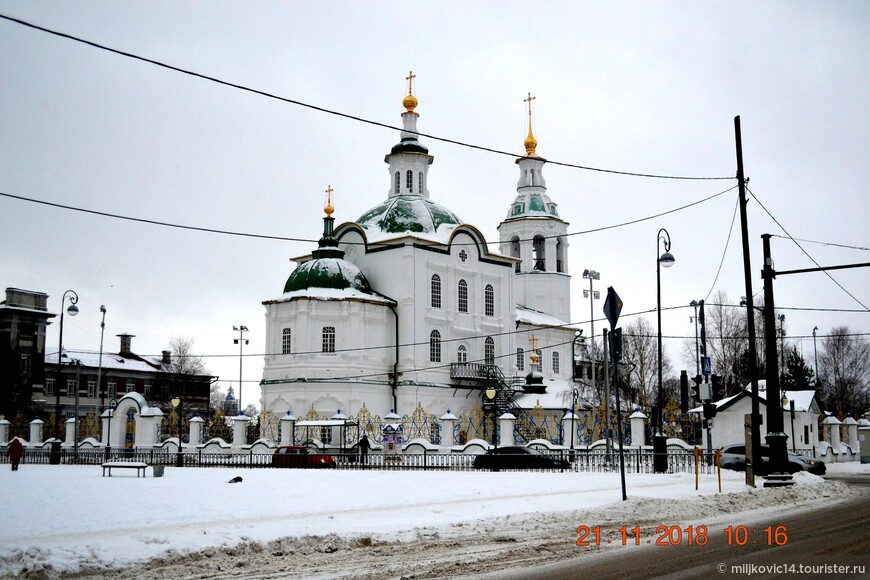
[
  {"left": 266, "top": 287, "right": 393, "bottom": 304},
  {"left": 516, "top": 305, "right": 576, "bottom": 331},
  {"left": 356, "top": 195, "right": 462, "bottom": 245}
]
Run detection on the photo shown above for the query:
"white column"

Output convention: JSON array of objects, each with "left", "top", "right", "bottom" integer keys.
[
  {"left": 64, "top": 418, "right": 75, "bottom": 447},
  {"left": 823, "top": 416, "right": 842, "bottom": 454},
  {"left": 136, "top": 407, "right": 164, "bottom": 448},
  {"left": 439, "top": 410, "right": 457, "bottom": 446},
  {"left": 0, "top": 418, "right": 10, "bottom": 444},
  {"left": 189, "top": 415, "right": 204, "bottom": 447},
  {"left": 100, "top": 410, "right": 111, "bottom": 446},
  {"left": 844, "top": 416, "right": 859, "bottom": 456},
  {"left": 498, "top": 412, "right": 516, "bottom": 447},
  {"left": 280, "top": 411, "right": 296, "bottom": 445},
  {"left": 629, "top": 409, "right": 648, "bottom": 448},
  {"left": 29, "top": 418, "right": 44, "bottom": 445},
  {"left": 561, "top": 411, "right": 578, "bottom": 448},
  {"left": 233, "top": 415, "right": 251, "bottom": 450}
]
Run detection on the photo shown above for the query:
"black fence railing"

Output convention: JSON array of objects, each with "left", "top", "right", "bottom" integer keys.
[{"left": 0, "top": 447, "right": 722, "bottom": 475}]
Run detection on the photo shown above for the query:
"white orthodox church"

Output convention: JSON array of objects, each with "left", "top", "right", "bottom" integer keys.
[{"left": 259, "top": 78, "right": 578, "bottom": 428}]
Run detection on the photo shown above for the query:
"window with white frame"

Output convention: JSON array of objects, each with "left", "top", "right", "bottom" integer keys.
[
  {"left": 144, "top": 381, "right": 152, "bottom": 398},
  {"left": 108, "top": 381, "right": 116, "bottom": 397},
  {"left": 458, "top": 279, "right": 468, "bottom": 313},
  {"left": 322, "top": 326, "right": 336, "bottom": 353},
  {"left": 430, "top": 330, "right": 442, "bottom": 363},
  {"left": 457, "top": 344, "right": 467, "bottom": 363},
  {"left": 394, "top": 171, "right": 400, "bottom": 194},
  {"left": 125, "top": 379, "right": 135, "bottom": 393},
  {"left": 406, "top": 169, "right": 413, "bottom": 191},
  {"left": 418, "top": 172, "right": 424, "bottom": 194},
  {"left": 45, "top": 377, "right": 55, "bottom": 396},
  {"left": 552, "top": 352, "right": 560, "bottom": 375},
  {"left": 19, "top": 346, "right": 32, "bottom": 373},
  {"left": 282, "top": 328, "right": 292, "bottom": 354},
  {"left": 484, "top": 337, "right": 495, "bottom": 366},
  {"left": 87, "top": 380, "right": 96, "bottom": 398},
  {"left": 430, "top": 274, "right": 442, "bottom": 308},
  {"left": 66, "top": 378, "right": 77, "bottom": 396},
  {"left": 516, "top": 348, "right": 524, "bottom": 371},
  {"left": 484, "top": 284, "right": 494, "bottom": 317}
]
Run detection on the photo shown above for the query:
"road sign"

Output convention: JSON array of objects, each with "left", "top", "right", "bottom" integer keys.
[
  {"left": 604, "top": 287, "right": 623, "bottom": 328},
  {"left": 703, "top": 356, "right": 712, "bottom": 376}
]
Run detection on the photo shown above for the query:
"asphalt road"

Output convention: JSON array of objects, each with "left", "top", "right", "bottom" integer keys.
[{"left": 505, "top": 474, "right": 870, "bottom": 580}]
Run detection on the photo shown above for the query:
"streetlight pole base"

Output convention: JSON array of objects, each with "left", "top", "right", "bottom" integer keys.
[
  {"left": 762, "top": 431, "right": 794, "bottom": 487},
  {"left": 653, "top": 433, "right": 668, "bottom": 473}
]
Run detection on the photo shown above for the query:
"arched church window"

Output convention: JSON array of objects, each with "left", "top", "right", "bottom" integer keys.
[
  {"left": 418, "top": 172, "right": 424, "bottom": 194},
  {"left": 484, "top": 337, "right": 495, "bottom": 366},
  {"left": 458, "top": 279, "right": 468, "bottom": 313},
  {"left": 430, "top": 330, "right": 441, "bottom": 363},
  {"left": 406, "top": 169, "right": 413, "bottom": 192},
  {"left": 322, "top": 326, "right": 336, "bottom": 353},
  {"left": 484, "top": 284, "right": 494, "bottom": 317},
  {"left": 430, "top": 274, "right": 441, "bottom": 308},
  {"left": 457, "top": 344, "right": 467, "bottom": 364},
  {"left": 552, "top": 351, "right": 560, "bottom": 375},
  {"left": 516, "top": 348, "right": 524, "bottom": 371},
  {"left": 282, "top": 328, "right": 291, "bottom": 355},
  {"left": 556, "top": 237, "right": 565, "bottom": 273},
  {"left": 533, "top": 235, "right": 546, "bottom": 271},
  {"left": 394, "top": 171, "right": 400, "bottom": 195}
]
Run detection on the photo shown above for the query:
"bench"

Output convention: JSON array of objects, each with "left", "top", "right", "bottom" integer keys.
[{"left": 101, "top": 461, "right": 148, "bottom": 477}]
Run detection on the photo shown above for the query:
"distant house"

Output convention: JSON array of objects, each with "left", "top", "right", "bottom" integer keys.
[
  {"left": 42, "top": 333, "right": 216, "bottom": 432},
  {"left": 691, "top": 380, "right": 822, "bottom": 454},
  {"left": 0, "top": 288, "right": 56, "bottom": 419}
]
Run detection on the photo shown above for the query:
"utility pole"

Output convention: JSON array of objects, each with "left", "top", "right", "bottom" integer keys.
[{"left": 735, "top": 116, "right": 762, "bottom": 487}]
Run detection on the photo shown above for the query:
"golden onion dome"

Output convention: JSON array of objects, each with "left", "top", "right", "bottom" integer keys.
[{"left": 524, "top": 127, "right": 538, "bottom": 156}]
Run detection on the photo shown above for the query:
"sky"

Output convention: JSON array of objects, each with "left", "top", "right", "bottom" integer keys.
[
  {"left": 1, "top": 462, "right": 861, "bottom": 576},
  {"left": 1, "top": 1, "right": 868, "bottom": 411}
]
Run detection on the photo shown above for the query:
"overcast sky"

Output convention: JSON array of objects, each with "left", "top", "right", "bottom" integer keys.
[{"left": 1, "top": 1, "right": 868, "bottom": 411}]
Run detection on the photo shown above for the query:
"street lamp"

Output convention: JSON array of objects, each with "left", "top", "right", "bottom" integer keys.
[
  {"left": 654, "top": 228, "right": 675, "bottom": 474},
  {"left": 571, "top": 330, "right": 584, "bottom": 382},
  {"left": 689, "top": 300, "right": 701, "bottom": 376},
  {"left": 171, "top": 396, "right": 183, "bottom": 467},
  {"left": 812, "top": 326, "right": 819, "bottom": 387},
  {"left": 233, "top": 325, "right": 249, "bottom": 416},
  {"left": 55, "top": 290, "right": 79, "bottom": 440},
  {"left": 485, "top": 387, "right": 498, "bottom": 461},
  {"left": 582, "top": 269, "right": 601, "bottom": 400},
  {"left": 97, "top": 305, "right": 107, "bottom": 410},
  {"left": 570, "top": 388, "right": 580, "bottom": 462}
]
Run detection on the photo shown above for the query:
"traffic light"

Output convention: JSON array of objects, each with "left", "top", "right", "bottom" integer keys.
[
  {"left": 710, "top": 374, "right": 722, "bottom": 401},
  {"left": 703, "top": 401, "right": 718, "bottom": 419},
  {"left": 680, "top": 371, "right": 689, "bottom": 414},
  {"left": 690, "top": 374, "right": 703, "bottom": 403}
]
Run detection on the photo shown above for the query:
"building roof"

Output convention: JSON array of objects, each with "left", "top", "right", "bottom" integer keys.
[
  {"left": 356, "top": 195, "right": 462, "bottom": 244},
  {"left": 515, "top": 305, "right": 576, "bottom": 330},
  {"left": 689, "top": 381, "right": 819, "bottom": 415}
]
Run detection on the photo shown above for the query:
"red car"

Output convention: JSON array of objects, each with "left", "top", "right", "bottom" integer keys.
[{"left": 271, "top": 445, "right": 336, "bottom": 468}]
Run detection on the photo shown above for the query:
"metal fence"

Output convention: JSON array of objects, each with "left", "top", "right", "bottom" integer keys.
[{"left": 0, "top": 447, "right": 722, "bottom": 475}]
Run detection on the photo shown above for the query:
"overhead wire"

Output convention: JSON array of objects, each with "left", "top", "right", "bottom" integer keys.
[
  {"left": 0, "top": 13, "right": 734, "bottom": 182},
  {"left": 769, "top": 235, "right": 870, "bottom": 253},
  {"left": 747, "top": 187, "right": 869, "bottom": 311}
]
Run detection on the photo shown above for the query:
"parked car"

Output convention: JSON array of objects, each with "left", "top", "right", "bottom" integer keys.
[
  {"left": 472, "top": 446, "right": 571, "bottom": 470},
  {"left": 272, "top": 445, "right": 336, "bottom": 468},
  {"left": 719, "top": 444, "right": 826, "bottom": 476}
]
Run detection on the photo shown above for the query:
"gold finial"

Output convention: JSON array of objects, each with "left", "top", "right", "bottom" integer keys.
[
  {"left": 402, "top": 70, "right": 419, "bottom": 112},
  {"left": 523, "top": 92, "right": 537, "bottom": 156},
  {"left": 324, "top": 185, "right": 334, "bottom": 217},
  {"left": 529, "top": 334, "right": 539, "bottom": 366}
]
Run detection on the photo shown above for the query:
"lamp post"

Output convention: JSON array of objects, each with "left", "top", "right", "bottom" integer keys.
[
  {"left": 778, "top": 314, "right": 786, "bottom": 379},
  {"left": 233, "top": 325, "right": 249, "bottom": 416},
  {"left": 171, "top": 396, "right": 183, "bottom": 467},
  {"left": 485, "top": 387, "right": 498, "bottom": 465},
  {"left": 654, "top": 228, "right": 675, "bottom": 474},
  {"left": 582, "top": 269, "right": 601, "bottom": 400},
  {"left": 105, "top": 398, "right": 117, "bottom": 461},
  {"left": 55, "top": 290, "right": 79, "bottom": 440},
  {"left": 73, "top": 358, "right": 81, "bottom": 463},
  {"left": 570, "top": 388, "right": 580, "bottom": 462},
  {"left": 97, "top": 305, "right": 107, "bottom": 408},
  {"left": 689, "top": 300, "right": 701, "bottom": 376},
  {"left": 812, "top": 326, "right": 819, "bottom": 387}
]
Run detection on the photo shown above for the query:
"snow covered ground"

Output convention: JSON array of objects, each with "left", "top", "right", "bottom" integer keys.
[{"left": 1, "top": 462, "right": 867, "bottom": 578}]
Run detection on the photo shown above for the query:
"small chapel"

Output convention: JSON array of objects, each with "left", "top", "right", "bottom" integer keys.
[{"left": 259, "top": 75, "right": 579, "bottom": 441}]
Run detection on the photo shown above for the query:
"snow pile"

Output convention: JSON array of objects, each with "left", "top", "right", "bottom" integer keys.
[{"left": 0, "top": 463, "right": 863, "bottom": 578}]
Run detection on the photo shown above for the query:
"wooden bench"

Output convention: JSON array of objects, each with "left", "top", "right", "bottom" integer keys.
[{"left": 101, "top": 461, "right": 148, "bottom": 477}]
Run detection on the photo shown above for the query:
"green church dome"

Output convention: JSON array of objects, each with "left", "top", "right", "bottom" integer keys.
[
  {"left": 357, "top": 195, "right": 462, "bottom": 243},
  {"left": 283, "top": 258, "right": 373, "bottom": 294}
]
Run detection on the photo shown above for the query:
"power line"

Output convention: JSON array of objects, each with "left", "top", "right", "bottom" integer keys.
[
  {"left": 0, "top": 183, "right": 736, "bottom": 246},
  {"left": 747, "top": 187, "right": 869, "bottom": 311},
  {"left": 769, "top": 234, "right": 870, "bottom": 252},
  {"left": 0, "top": 13, "right": 734, "bottom": 182}
]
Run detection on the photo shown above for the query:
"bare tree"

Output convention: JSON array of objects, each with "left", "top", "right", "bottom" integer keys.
[
  {"left": 622, "top": 317, "right": 670, "bottom": 410},
  {"left": 818, "top": 326, "right": 870, "bottom": 419}
]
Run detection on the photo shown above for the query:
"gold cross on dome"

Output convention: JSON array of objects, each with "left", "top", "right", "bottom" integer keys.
[
  {"left": 524, "top": 92, "right": 536, "bottom": 119},
  {"left": 406, "top": 70, "right": 416, "bottom": 95},
  {"left": 325, "top": 184, "right": 333, "bottom": 204},
  {"left": 529, "top": 333, "right": 538, "bottom": 352}
]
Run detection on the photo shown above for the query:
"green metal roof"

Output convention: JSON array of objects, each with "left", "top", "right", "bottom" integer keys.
[{"left": 357, "top": 195, "right": 461, "bottom": 240}]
